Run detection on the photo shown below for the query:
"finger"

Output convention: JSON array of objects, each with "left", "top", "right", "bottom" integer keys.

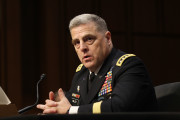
[
  {"left": 45, "top": 99, "right": 57, "bottom": 107},
  {"left": 49, "top": 91, "right": 55, "bottom": 100},
  {"left": 58, "top": 88, "right": 65, "bottom": 101},
  {"left": 36, "top": 104, "right": 48, "bottom": 110},
  {"left": 43, "top": 108, "right": 57, "bottom": 114}
]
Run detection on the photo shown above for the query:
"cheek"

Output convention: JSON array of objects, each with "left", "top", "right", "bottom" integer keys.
[
  {"left": 94, "top": 43, "right": 107, "bottom": 59},
  {"left": 92, "top": 46, "right": 102, "bottom": 59}
]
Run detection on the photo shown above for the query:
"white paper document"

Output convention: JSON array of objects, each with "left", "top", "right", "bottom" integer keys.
[{"left": 0, "top": 86, "right": 11, "bottom": 105}]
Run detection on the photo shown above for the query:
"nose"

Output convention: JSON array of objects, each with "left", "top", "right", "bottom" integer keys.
[{"left": 79, "top": 41, "right": 88, "bottom": 53}]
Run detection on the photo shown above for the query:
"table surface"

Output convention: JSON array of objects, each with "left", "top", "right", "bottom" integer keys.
[{"left": 1, "top": 112, "right": 180, "bottom": 120}]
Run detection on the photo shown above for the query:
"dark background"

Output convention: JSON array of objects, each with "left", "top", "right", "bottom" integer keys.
[{"left": 0, "top": 0, "right": 180, "bottom": 114}]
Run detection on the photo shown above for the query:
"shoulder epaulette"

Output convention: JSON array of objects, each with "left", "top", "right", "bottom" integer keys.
[
  {"left": 76, "top": 64, "right": 83, "bottom": 72},
  {"left": 116, "top": 54, "right": 136, "bottom": 67}
]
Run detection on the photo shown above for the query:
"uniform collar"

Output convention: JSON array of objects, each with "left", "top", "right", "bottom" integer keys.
[{"left": 89, "top": 63, "right": 103, "bottom": 76}]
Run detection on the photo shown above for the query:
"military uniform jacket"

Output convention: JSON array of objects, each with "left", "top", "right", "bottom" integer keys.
[{"left": 65, "top": 48, "right": 157, "bottom": 113}]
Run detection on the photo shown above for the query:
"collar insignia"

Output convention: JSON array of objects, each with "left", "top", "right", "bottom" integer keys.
[{"left": 76, "top": 64, "right": 83, "bottom": 72}]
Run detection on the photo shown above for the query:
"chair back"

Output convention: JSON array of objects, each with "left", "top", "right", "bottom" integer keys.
[{"left": 155, "top": 82, "right": 180, "bottom": 111}]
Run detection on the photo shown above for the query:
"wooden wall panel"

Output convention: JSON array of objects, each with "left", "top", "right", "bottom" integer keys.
[
  {"left": 66, "top": 0, "right": 94, "bottom": 21},
  {"left": 133, "top": 36, "right": 180, "bottom": 85},
  {"left": 100, "top": 0, "right": 126, "bottom": 32},
  {"left": 132, "top": 0, "right": 159, "bottom": 33},
  {"left": 111, "top": 35, "right": 127, "bottom": 52},
  {"left": 164, "top": 0, "right": 180, "bottom": 34},
  {"left": 4, "top": 0, "right": 22, "bottom": 108},
  {"left": 42, "top": 0, "right": 62, "bottom": 93},
  {"left": 20, "top": 0, "right": 41, "bottom": 108},
  {"left": 0, "top": 0, "right": 7, "bottom": 90}
]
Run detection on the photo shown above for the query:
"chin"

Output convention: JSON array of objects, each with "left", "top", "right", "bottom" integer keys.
[{"left": 83, "top": 62, "right": 94, "bottom": 70}]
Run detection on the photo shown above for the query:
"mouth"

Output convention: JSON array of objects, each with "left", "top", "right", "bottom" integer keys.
[{"left": 83, "top": 55, "right": 92, "bottom": 61}]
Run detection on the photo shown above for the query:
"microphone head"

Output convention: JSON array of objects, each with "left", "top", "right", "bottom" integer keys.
[{"left": 40, "top": 73, "right": 46, "bottom": 80}]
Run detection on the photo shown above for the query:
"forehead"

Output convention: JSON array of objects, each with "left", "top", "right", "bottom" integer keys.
[{"left": 70, "top": 22, "right": 99, "bottom": 39}]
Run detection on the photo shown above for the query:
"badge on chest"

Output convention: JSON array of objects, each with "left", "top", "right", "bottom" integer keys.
[
  {"left": 98, "top": 70, "right": 113, "bottom": 101},
  {"left": 71, "top": 93, "right": 80, "bottom": 105},
  {"left": 71, "top": 85, "right": 81, "bottom": 105}
]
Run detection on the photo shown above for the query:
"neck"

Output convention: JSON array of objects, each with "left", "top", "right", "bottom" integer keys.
[
  {"left": 89, "top": 46, "right": 113, "bottom": 72},
  {"left": 89, "top": 63, "right": 103, "bottom": 75}
]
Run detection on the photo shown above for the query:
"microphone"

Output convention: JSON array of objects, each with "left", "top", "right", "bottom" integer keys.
[{"left": 18, "top": 73, "right": 46, "bottom": 114}]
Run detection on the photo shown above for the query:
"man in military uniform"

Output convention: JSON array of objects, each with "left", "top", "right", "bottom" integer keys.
[{"left": 37, "top": 14, "right": 157, "bottom": 114}]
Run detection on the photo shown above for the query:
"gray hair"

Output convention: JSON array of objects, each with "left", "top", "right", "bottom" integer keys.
[{"left": 69, "top": 14, "right": 108, "bottom": 32}]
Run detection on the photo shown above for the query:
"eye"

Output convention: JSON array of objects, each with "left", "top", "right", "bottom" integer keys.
[
  {"left": 74, "top": 40, "right": 80, "bottom": 45},
  {"left": 72, "top": 40, "right": 80, "bottom": 48},
  {"left": 84, "top": 36, "right": 96, "bottom": 45},
  {"left": 86, "top": 37, "right": 93, "bottom": 41}
]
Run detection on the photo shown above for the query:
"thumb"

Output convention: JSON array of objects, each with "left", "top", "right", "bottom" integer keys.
[{"left": 58, "top": 88, "right": 65, "bottom": 101}]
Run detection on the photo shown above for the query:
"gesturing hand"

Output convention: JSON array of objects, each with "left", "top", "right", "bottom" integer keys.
[{"left": 37, "top": 88, "right": 72, "bottom": 114}]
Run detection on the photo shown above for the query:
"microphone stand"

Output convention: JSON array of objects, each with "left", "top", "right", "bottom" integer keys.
[{"left": 18, "top": 74, "right": 46, "bottom": 114}]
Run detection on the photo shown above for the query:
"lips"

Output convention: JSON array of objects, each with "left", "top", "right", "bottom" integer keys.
[{"left": 83, "top": 55, "right": 92, "bottom": 61}]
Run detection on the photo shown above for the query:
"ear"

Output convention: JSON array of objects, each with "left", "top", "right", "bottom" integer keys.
[{"left": 105, "top": 31, "right": 112, "bottom": 44}]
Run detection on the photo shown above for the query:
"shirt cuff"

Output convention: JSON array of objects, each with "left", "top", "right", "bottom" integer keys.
[{"left": 69, "top": 106, "right": 79, "bottom": 114}]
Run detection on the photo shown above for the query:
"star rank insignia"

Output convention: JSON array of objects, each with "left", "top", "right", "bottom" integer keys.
[{"left": 77, "top": 85, "right": 80, "bottom": 92}]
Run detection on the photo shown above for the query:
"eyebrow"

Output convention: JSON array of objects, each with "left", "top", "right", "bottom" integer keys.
[
  {"left": 72, "top": 39, "right": 78, "bottom": 44},
  {"left": 72, "top": 34, "right": 96, "bottom": 41},
  {"left": 82, "top": 34, "right": 96, "bottom": 39}
]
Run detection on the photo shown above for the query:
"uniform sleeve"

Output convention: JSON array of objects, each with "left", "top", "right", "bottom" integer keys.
[{"left": 78, "top": 57, "right": 157, "bottom": 113}]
